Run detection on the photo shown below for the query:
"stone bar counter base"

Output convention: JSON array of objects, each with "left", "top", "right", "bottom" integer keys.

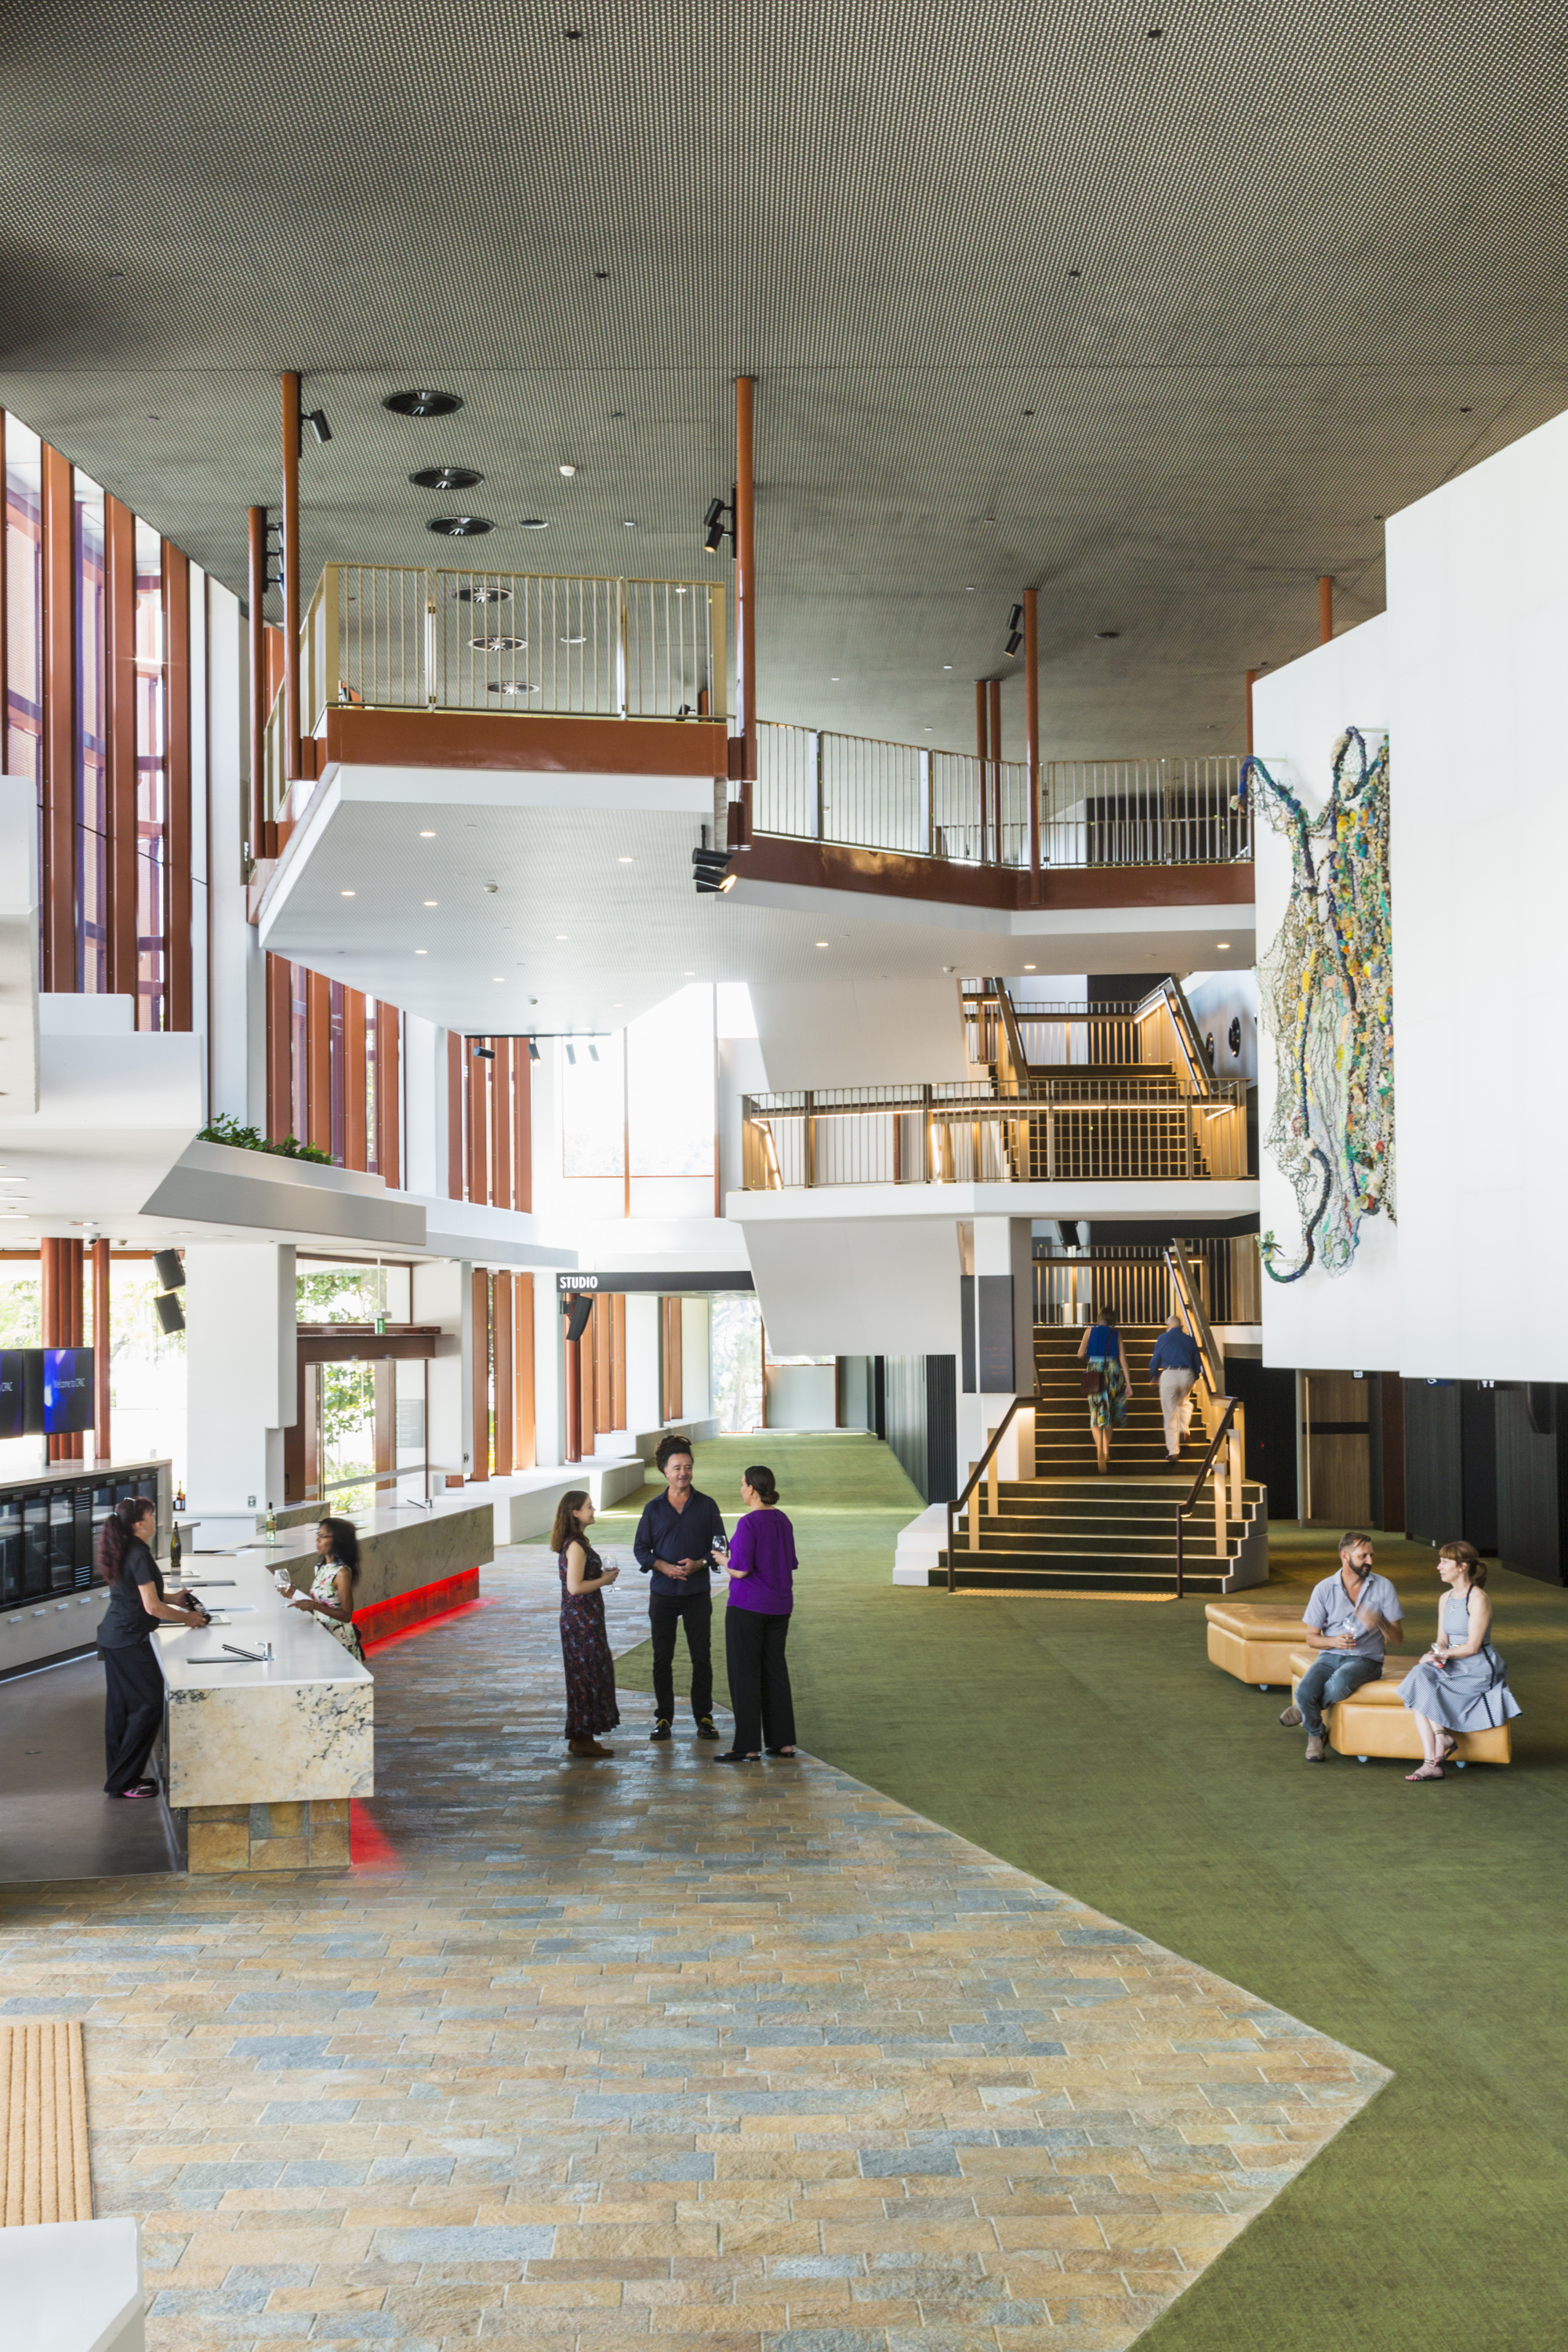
[
  {"left": 187, "top": 1795, "right": 350, "bottom": 1873},
  {"left": 254, "top": 1494, "right": 492, "bottom": 1642}
]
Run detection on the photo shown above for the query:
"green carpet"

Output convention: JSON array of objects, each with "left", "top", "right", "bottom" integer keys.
[{"left": 597, "top": 1432, "right": 1568, "bottom": 2348}]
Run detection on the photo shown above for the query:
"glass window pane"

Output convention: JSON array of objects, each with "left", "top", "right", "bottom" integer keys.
[
  {"left": 74, "top": 473, "right": 107, "bottom": 993},
  {"left": 628, "top": 983, "right": 715, "bottom": 1176},
  {"left": 5, "top": 419, "right": 43, "bottom": 947},
  {"left": 561, "top": 1033, "right": 625, "bottom": 1178}
]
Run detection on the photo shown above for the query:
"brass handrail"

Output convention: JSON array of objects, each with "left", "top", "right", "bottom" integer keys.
[
  {"left": 1174, "top": 1394, "right": 1240, "bottom": 1602},
  {"left": 945, "top": 1396, "right": 1029, "bottom": 1592}
]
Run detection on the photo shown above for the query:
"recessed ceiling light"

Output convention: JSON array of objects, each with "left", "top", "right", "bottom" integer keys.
[
  {"left": 488, "top": 681, "right": 535, "bottom": 695},
  {"left": 1096, "top": 630, "right": 1120, "bottom": 640},
  {"left": 556, "top": 934, "right": 568, "bottom": 941},
  {"left": 964, "top": 585, "right": 975, "bottom": 592},
  {"left": 684, "top": 971, "right": 695, "bottom": 977},
  {"left": 593, "top": 270, "right": 609, "bottom": 281},
  {"left": 456, "top": 583, "right": 512, "bottom": 604},
  {"left": 411, "top": 466, "right": 483, "bottom": 491},
  {"left": 1024, "top": 964, "right": 1036, "bottom": 971},
  {"left": 815, "top": 941, "right": 829, "bottom": 948},
  {"left": 558, "top": 463, "right": 578, "bottom": 477},
  {"left": 470, "top": 633, "right": 525, "bottom": 652},
  {"left": 943, "top": 664, "right": 953, "bottom": 671},
  {"left": 560, "top": 634, "right": 586, "bottom": 645},
  {"left": 519, "top": 518, "right": 549, "bottom": 529},
  {"left": 415, "top": 948, "right": 427, "bottom": 955},
  {"left": 1216, "top": 942, "right": 1231, "bottom": 950},
  {"left": 424, "top": 899, "right": 437, "bottom": 906},
  {"left": 831, "top": 676, "right": 840, "bottom": 682},
  {"left": 383, "top": 389, "right": 463, "bottom": 418},
  {"left": 340, "top": 889, "right": 355, "bottom": 897},
  {"left": 617, "top": 856, "right": 633, "bottom": 864},
  {"left": 621, "top": 520, "right": 637, "bottom": 528},
  {"left": 427, "top": 515, "right": 493, "bottom": 536},
  {"left": 419, "top": 829, "right": 435, "bottom": 837},
  {"left": 493, "top": 976, "right": 503, "bottom": 982}
]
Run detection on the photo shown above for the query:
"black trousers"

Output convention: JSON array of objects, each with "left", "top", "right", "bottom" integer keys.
[
  {"left": 648, "top": 1590, "right": 713, "bottom": 1722},
  {"left": 724, "top": 1607, "right": 795, "bottom": 1757},
  {"left": 100, "top": 1641, "right": 165, "bottom": 1795}
]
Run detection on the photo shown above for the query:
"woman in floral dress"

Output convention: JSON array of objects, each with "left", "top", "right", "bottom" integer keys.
[
  {"left": 279, "top": 1517, "right": 366, "bottom": 1663},
  {"left": 553, "top": 1491, "right": 621, "bottom": 1758}
]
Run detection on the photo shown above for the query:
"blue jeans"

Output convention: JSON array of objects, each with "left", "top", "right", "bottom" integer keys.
[{"left": 1296, "top": 1650, "right": 1381, "bottom": 1737}]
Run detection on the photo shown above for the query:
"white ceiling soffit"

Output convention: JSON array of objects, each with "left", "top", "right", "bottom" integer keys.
[
  {"left": 0, "top": 1030, "right": 204, "bottom": 1239},
  {"left": 141, "top": 1141, "right": 425, "bottom": 1250},
  {"left": 256, "top": 779, "right": 1255, "bottom": 1036},
  {"left": 742, "top": 1214, "right": 964, "bottom": 1357}
]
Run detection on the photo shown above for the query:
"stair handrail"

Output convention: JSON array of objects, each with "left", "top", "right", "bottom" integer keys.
[
  {"left": 994, "top": 981, "right": 1033, "bottom": 1093},
  {"left": 946, "top": 1394, "right": 1029, "bottom": 1592},
  {"left": 1134, "top": 976, "right": 1216, "bottom": 1098},
  {"left": 1174, "top": 1395, "right": 1240, "bottom": 1601},
  {"left": 1167, "top": 1239, "right": 1224, "bottom": 1399}
]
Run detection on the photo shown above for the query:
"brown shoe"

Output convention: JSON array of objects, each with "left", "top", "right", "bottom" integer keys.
[
  {"left": 1305, "top": 1733, "right": 1326, "bottom": 1762},
  {"left": 568, "top": 1737, "right": 613, "bottom": 1758},
  {"left": 1278, "top": 1704, "right": 1303, "bottom": 1728}
]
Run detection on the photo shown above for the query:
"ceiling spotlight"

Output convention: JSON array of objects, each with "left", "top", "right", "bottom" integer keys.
[
  {"left": 519, "top": 518, "right": 549, "bottom": 529},
  {"left": 340, "top": 888, "right": 356, "bottom": 897},
  {"left": 424, "top": 899, "right": 438, "bottom": 906},
  {"left": 692, "top": 846, "right": 735, "bottom": 895},
  {"left": 470, "top": 634, "right": 526, "bottom": 652},
  {"left": 587, "top": 1043, "right": 600, "bottom": 1061},
  {"left": 564, "top": 1042, "right": 578, "bottom": 1064},
  {"left": 455, "top": 583, "right": 512, "bottom": 604},
  {"left": 1024, "top": 964, "right": 1036, "bottom": 971},
  {"left": 559, "top": 463, "right": 578, "bottom": 477},
  {"left": 1005, "top": 603, "right": 1025, "bottom": 655},
  {"left": 383, "top": 389, "right": 463, "bottom": 417},
  {"left": 413, "top": 466, "right": 483, "bottom": 491},
  {"left": 303, "top": 409, "right": 332, "bottom": 445},
  {"left": 428, "top": 515, "right": 494, "bottom": 535},
  {"left": 527, "top": 1037, "right": 541, "bottom": 1062},
  {"left": 415, "top": 948, "right": 427, "bottom": 955},
  {"left": 560, "top": 634, "right": 586, "bottom": 646},
  {"left": 471, "top": 1045, "right": 495, "bottom": 1061},
  {"left": 1216, "top": 942, "right": 1231, "bottom": 950},
  {"left": 419, "top": 829, "right": 435, "bottom": 837},
  {"left": 1095, "top": 629, "right": 1121, "bottom": 641},
  {"left": 621, "top": 520, "right": 637, "bottom": 528},
  {"left": 487, "top": 681, "right": 535, "bottom": 695},
  {"left": 702, "top": 496, "right": 735, "bottom": 556},
  {"left": 815, "top": 940, "right": 829, "bottom": 949}
]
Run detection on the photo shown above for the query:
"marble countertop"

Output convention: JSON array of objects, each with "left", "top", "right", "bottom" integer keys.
[
  {"left": 155, "top": 1557, "right": 370, "bottom": 1693},
  {"left": 204, "top": 1486, "right": 492, "bottom": 1574}
]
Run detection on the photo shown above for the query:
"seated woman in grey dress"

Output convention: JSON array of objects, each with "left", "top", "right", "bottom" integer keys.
[{"left": 1398, "top": 1540, "right": 1521, "bottom": 1781}]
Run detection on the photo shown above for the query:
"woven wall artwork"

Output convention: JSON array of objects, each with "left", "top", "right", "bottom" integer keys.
[{"left": 1245, "top": 727, "right": 1393, "bottom": 1284}]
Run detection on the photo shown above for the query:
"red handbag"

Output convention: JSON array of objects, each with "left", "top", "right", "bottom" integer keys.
[{"left": 1081, "top": 1366, "right": 1105, "bottom": 1396}]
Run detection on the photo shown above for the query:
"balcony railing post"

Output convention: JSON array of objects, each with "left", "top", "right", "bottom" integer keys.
[
  {"left": 616, "top": 583, "right": 629, "bottom": 718},
  {"left": 814, "top": 729, "right": 824, "bottom": 840},
  {"left": 803, "top": 1091, "right": 815, "bottom": 1188},
  {"left": 921, "top": 1083, "right": 932, "bottom": 1181}
]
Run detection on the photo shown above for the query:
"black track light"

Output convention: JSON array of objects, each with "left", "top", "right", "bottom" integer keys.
[
  {"left": 693, "top": 845, "right": 736, "bottom": 895},
  {"left": 303, "top": 409, "right": 332, "bottom": 445},
  {"left": 1004, "top": 603, "right": 1025, "bottom": 656},
  {"left": 471, "top": 1044, "right": 495, "bottom": 1060},
  {"left": 527, "top": 1037, "right": 542, "bottom": 1062},
  {"left": 702, "top": 495, "right": 735, "bottom": 556}
]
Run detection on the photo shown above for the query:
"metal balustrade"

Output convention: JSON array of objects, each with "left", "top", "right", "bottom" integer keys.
[
  {"left": 741, "top": 1080, "right": 1250, "bottom": 1189},
  {"left": 755, "top": 726, "right": 1250, "bottom": 870},
  {"left": 1033, "top": 1239, "right": 1261, "bottom": 1327}
]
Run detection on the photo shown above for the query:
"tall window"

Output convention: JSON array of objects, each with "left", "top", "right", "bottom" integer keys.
[
  {"left": 4, "top": 421, "right": 43, "bottom": 906},
  {"left": 133, "top": 519, "right": 167, "bottom": 1028},
  {"left": 74, "top": 475, "right": 108, "bottom": 993}
]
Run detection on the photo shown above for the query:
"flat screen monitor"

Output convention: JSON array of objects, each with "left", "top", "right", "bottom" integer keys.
[
  {"left": 42, "top": 1348, "right": 95, "bottom": 1435},
  {"left": 0, "top": 1351, "right": 42, "bottom": 1438}
]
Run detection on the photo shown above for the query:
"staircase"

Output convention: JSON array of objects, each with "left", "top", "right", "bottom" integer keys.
[{"left": 935, "top": 1323, "right": 1268, "bottom": 1596}]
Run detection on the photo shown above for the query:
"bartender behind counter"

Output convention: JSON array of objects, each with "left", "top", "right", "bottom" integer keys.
[{"left": 96, "top": 1495, "right": 211, "bottom": 1799}]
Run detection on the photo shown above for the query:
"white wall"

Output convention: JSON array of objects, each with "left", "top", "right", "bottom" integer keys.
[
  {"left": 403, "top": 1015, "right": 442, "bottom": 1196},
  {"left": 1387, "top": 406, "right": 1568, "bottom": 1378},
  {"left": 1251, "top": 615, "right": 1400, "bottom": 1373},
  {"left": 750, "top": 977, "right": 969, "bottom": 1090},
  {"left": 681, "top": 1296, "right": 711, "bottom": 1419},
  {"left": 183, "top": 1243, "right": 295, "bottom": 1542},
  {"left": 203, "top": 581, "right": 260, "bottom": 1126},
  {"left": 1181, "top": 968, "right": 1258, "bottom": 1087},
  {"left": 743, "top": 1214, "right": 963, "bottom": 1356}
]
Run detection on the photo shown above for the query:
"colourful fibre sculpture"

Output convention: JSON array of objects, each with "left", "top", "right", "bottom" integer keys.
[{"left": 1244, "top": 727, "right": 1394, "bottom": 1283}]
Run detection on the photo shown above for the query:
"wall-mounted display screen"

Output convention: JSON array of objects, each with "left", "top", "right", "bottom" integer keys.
[
  {"left": 0, "top": 1352, "right": 43, "bottom": 1438},
  {"left": 42, "top": 1348, "right": 95, "bottom": 1435}
]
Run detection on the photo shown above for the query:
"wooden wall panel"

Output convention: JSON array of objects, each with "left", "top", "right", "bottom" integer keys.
[
  {"left": 306, "top": 970, "right": 332, "bottom": 1154},
  {"left": 446, "top": 1032, "right": 463, "bottom": 1200},
  {"left": 265, "top": 953, "right": 292, "bottom": 1141},
  {"left": 594, "top": 1294, "right": 613, "bottom": 1434},
  {"left": 492, "top": 1042, "right": 511, "bottom": 1209},
  {"left": 470, "top": 1266, "right": 490, "bottom": 1479},
  {"left": 343, "top": 989, "right": 368, "bottom": 1171},
  {"left": 612, "top": 1292, "right": 626, "bottom": 1432},
  {"left": 164, "top": 544, "right": 193, "bottom": 1031},
  {"left": 374, "top": 1003, "right": 401, "bottom": 1187},
  {"left": 513, "top": 1272, "right": 535, "bottom": 1470},
  {"left": 1301, "top": 1370, "right": 1371, "bottom": 1528},
  {"left": 513, "top": 1040, "right": 532, "bottom": 1210},
  {"left": 492, "top": 1269, "right": 514, "bottom": 1478},
  {"left": 466, "top": 1040, "right": 488, "bottom": 1206}
]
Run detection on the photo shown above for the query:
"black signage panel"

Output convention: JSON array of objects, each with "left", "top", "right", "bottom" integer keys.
[
  {"left": 556, "top": 1272, "right": 754, "bottom": 1296},
  {"left": 0, "top": 1352, "right": 42, "bottom": 1439},
  {"left": 43, "top": 1348, "right": 95, "bottom": 1435}
]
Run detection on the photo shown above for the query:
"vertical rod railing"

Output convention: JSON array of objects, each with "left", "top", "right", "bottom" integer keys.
[
  {"left": 736, "top": 376, "right": 757, "bottom": 841},
  {"left": 281, "top": 372, "right": 303, "bottom": 788},
  {"left": 247, "top": 505, "right": 270, "bottom": 859},
  {"left": 1025, "top": 586, "right": 1040, "bottom": 898}
]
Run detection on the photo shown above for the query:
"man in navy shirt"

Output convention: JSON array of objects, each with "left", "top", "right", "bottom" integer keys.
[
  {"left": 633, "top": 1435, "right": 725, "bottom": 1742},
  {"left": 1146, "top": 1314, "right": 1204, "bottom": 1458}
]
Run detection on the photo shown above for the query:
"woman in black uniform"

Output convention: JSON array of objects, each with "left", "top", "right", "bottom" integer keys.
[{"left": 96, "top": 1496, "right": 211, "bottom": 1798}]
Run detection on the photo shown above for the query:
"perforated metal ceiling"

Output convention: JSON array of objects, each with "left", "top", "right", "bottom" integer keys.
[{"left": 4, "top": 0, "right": 1566, "bottom": 757}]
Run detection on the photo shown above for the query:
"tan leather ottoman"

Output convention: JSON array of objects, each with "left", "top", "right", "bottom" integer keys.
[
  {"left": 1205, "top": 1601, "right": 1312, "bottom": 1688},
  {"left": 1287, "top": 1649, "right": 1512, "bottom": 1766}
]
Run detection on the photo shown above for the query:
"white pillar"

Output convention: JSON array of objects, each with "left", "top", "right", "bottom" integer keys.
[
  {"left": 533, "top": 1273, "right": 564, "bottom": 1468},
  {"left": 183, "top": 1243, "right": 295, "bottom": 1546},
  {"left": 681, "top": 1297, "right": 711, "bottom": 1425},
  {"left": 403, "top": 1014, "right": 441, "bottom": 1196},
  {"left": 204, "top": 581, "right": 263, "bottom": 1127},
  {"left": 970, "top": 1215, "right": 1035, "bottom": 1478},
  {"left": 623, "top": 1293, "right": 661, "bottom": 1436},
  {"left": 414, "top": 1258, "right": 465, "bottom": 1484}
]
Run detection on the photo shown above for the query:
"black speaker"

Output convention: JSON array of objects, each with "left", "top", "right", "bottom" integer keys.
[
  {"left": 154, "top": 1293, "right": 186, "bottom": 1335},
  {"left": 153, "top": 1249, "right": 185, "bottom": 1291},
  {"left": 563, "top": 1295, "right": 593, "bottom": 1344}
]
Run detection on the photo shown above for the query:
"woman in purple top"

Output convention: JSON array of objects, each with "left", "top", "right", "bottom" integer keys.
[{"left": 712, "top": 1465, "right": 798, "bottom": 1765}]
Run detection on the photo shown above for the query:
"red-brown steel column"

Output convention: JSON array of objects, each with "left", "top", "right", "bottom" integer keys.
[
  {"left": 375, "top": 1004, "right": 401, "bottom": 1186},
  {"left": 343, "top": 989, "right": 368, "bottom": 1170},
  {"left": 41, "top": 444, "right": 75, "bottom": 991},
  {"left": 1024, "top": 588, "right": 1040, "bottom": 901},
  {"left": 281, "top": 374, "right": 303, "bottom": 785},
  {"left": 92, "top": 1237, "right": 111, "bottom": 1464},
  {"left": 735, "top": 376, "right": 757, "bottom": 842},
  {"left": 470, "top": 1267, "right": 491, "bottom": 1480},
  {"left": 446, "top": 1033, "right": 463, "bottom": 1200},
  {"left": 306, "top": 969, "right": 332, "bottom": 1155},
  {"left": 492, "top": 1269, "right": 514, "bottom": 1478}
]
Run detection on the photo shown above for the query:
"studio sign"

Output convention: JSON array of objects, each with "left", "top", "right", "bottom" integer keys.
[{"left": 555, "top": 1271, "right": 753, "bottom": 1297}]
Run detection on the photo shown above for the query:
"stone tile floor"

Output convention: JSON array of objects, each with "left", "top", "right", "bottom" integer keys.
[{"left": 0, "top": 1544, "right": 1388, "bottom": 2350}]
